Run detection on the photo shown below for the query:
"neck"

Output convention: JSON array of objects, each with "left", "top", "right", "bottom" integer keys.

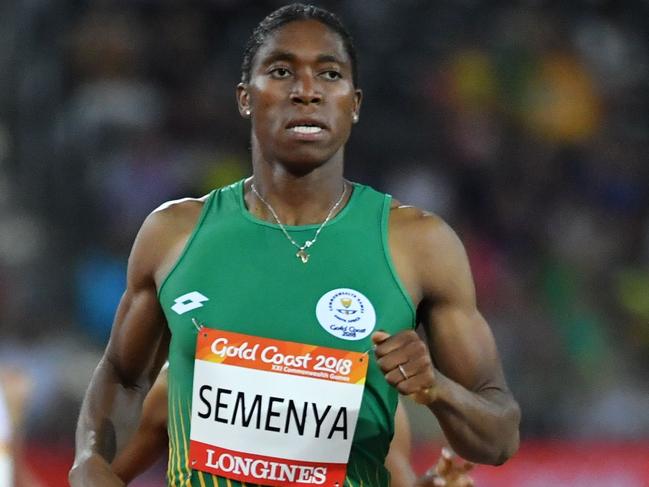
[{"left": 247, "top": 151, "right": 348, "bottom": 226}]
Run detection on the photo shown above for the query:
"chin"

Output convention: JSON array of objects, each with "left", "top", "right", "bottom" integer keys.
[
  {"left": 275, "top": 147, "right": 339, "bottom": 174},
  {"left": 280, "top": 157, "right": 330, "bottom": 176}
]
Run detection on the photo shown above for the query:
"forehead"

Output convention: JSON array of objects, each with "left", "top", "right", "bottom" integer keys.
[{"left": 254, "top": 19, "right": 350, "bottom": 66}]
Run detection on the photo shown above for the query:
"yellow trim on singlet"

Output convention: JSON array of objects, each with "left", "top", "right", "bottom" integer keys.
[
  {"left": 178, "top": 396, "right": 192, "bottom": 486},
  {"left": 167, "top": 395, "right": 175, "bottom": 487},
  {"left": 166, "top": 436, "right": 173, "bottom": 486},
  {"left": 168, "top": 396, "right": 176, "bottom": 486},
  {"left": 171, "top": 394, "right": 184, "bottom": 485},
  {"left": 197, "top": 471, "right": 207, "bottom": 487}
]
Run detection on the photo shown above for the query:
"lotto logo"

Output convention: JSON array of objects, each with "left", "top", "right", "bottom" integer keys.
[{"left": 171, "top": 291, "right": 209, "bottom": 315}]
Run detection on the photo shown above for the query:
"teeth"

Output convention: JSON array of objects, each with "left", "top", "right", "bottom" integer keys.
[{"left": 290, "top": 125, "right": 323, "bottom": 134}]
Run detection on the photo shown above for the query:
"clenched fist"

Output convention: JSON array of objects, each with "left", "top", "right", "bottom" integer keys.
[
  {"left": 417, "top": 447, "right": 474, "bottom": 487},
  {"left": 372, "top": 330, "right": 437, "bottom": 404}
]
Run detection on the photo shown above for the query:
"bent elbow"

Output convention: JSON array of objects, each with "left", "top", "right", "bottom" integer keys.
[
  {"left": 492, "top": 433, "right": 519, "bottom": 465},
  {"left": 492, "top": 401, "right": 521, "bottom": 465}
]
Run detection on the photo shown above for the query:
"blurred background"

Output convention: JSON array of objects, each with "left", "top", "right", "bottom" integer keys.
[{"left": 1, "top": 0, "right": 648, "bottom": 486}]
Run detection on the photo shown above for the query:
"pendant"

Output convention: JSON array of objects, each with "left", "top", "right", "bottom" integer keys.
[{"left": 296, "top": 249, "right": 309, "bottom": 263}]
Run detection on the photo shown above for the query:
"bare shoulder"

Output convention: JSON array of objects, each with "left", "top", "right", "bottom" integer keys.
[
  {"left": 129, "top": 194, "right": 210, "bottom": 287},
  {"left": 388, "top": 199, "right": 473, "bottom": 303},
  {"left": 389, "top": 199, "right": 464, "bottom": 260},
  {"left": 137, "top": 195, "right": 208, "bottom": 248},
  {"left": 150, "top": 195, "right": 209, "bottom": 225}
]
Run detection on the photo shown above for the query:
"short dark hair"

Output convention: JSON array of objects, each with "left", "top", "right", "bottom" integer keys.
[{"left": 240, "top": 3, "right": 358, "bottom": 86}]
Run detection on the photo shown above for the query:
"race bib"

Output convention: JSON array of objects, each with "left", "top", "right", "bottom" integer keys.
[{"left": 189, "top": 328, "right": 368, "bottom": 486}]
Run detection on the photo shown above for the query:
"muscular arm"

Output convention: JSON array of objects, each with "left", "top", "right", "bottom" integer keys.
[
  {"left": 112, "top": 367, "right": 169, "bottom": 484},
  {"left": 378, "top": 208, "right": 520, "bottom": 466},
  {"left": 385, "top": 400, "right": 475, "bottom": 487},
  {"left": 384, "top": 401, "right": 417, "bottom": 487},
  {"left": 418, "top": 216, "right": 519, "bottom": 464},
  {"left": 70, "top": 200, "right": 202, "bottom": 486}
]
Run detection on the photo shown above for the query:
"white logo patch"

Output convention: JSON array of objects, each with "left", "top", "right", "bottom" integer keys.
[
  {"left": 171, "top": 291, "right": 209, "bottom": 315},
  {"left": 316, "top": 288, "right": 376, "bottom": 341}
]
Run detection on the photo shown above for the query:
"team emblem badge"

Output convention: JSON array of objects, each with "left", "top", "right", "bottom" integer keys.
[{"left": 316, "top": 288, "right": 376, "bottom": 340}]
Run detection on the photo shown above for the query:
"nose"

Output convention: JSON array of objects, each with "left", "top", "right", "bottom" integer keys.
[{"left": 290, "top": 72, "right": 322, "bottom": 105}]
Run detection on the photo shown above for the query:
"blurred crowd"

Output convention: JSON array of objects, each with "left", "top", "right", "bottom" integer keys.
[{"left": 1, "top": 0, "right": 648, "bottom": 449}]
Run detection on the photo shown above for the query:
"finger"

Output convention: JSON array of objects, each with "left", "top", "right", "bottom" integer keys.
[
  {"left": 433, "top": 478, "right": 446, "bottom": 487},
  {"left": 371, "top": 331, "right": 390, "bottom": 345},
  {"left": 382, "top": 354, "right": 431, "bottom": 385},
  {"left": 460, "top": 461, "right": 474, "bottom": 473},
  {"left": 456, "top": 476, "right": 474, "bottom": 487},
  {"left": 373, "top": 333, "right": 402, "bottom": 356},
  {"left": 398, "top": 369, "right": 436, "bottom": 396},
  {"left": 373, "top": 330, "right": 420, "bottom": 357},
  {"left": 423, "top": 464, "right": 437, "bottom": 478},
  {"left": 376, "top": 338, "right": 430, "bottom": 373},
  {"left": 391, "top": 369, "right": 434, "bottom": 395},
  {"left": 377, "top": 352, "right": 411, "bottom": 376},
  {"left": 386, "top": 365, "right": 431, "bottom": 391},
  {"left": 415, "top": 471, "right": 440, "bottom": 487},
  {"left": 431, "top": 457, "right": 446, "bottom": 476},
  {"left": 436, "top": 449, "right": 452, "bottom": 476}
]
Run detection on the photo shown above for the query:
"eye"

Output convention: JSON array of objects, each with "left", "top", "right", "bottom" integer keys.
[
  {"left": 321, "top": 70, "right": 342, "bottom": 81},
  {"left": 269, "top": 67, "right": 291, "bottom": 79}
]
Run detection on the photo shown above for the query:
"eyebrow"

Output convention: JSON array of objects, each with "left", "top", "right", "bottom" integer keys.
[
  {"left": 261, "top": 50, "right": 345, "bottom": 66},
  {"left": 316, "top": 54, "right": 343, "bottom": 65}
]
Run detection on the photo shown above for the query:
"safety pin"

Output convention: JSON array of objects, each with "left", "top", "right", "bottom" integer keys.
[
  {"left": 363, "top": 344, "right": 376, "bottom": 355},
  {"left": 191, "top": 318, "right": 204, "bottom": 332}
]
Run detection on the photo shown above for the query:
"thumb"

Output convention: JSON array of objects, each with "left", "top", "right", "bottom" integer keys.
[
  {"left": 461, "top": 460, "right": 475, "bottom": 473},
  {"left": 436, "top": 448, "right": 452, "bottom": 476},
  {"left": 371, "top": 331, "right": 390, "bottom": 345}
]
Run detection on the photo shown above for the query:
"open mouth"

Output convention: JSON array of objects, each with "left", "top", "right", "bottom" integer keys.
[
  {"left": 286, "top": 119, "right": 328, "bottom": 135},
  {"left": 290, "top": 125, "right": 323, "bottom": 134}
]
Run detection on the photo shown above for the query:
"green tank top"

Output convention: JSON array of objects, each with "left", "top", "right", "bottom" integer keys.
[{"left": 158, "top": 179, "right": 415, "bottom": 487}]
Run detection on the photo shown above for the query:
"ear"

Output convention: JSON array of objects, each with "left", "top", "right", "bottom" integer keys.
[
  {"left": 352, "top": 88, "right": 363, "bottom": 124},
  {"left": 236, "top": 83, "right": 251, "bottom": 118}
]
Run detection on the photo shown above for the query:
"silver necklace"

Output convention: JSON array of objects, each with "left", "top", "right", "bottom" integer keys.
[{"left": 250, "top": 181, "right": 347, "bottom": 263}]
